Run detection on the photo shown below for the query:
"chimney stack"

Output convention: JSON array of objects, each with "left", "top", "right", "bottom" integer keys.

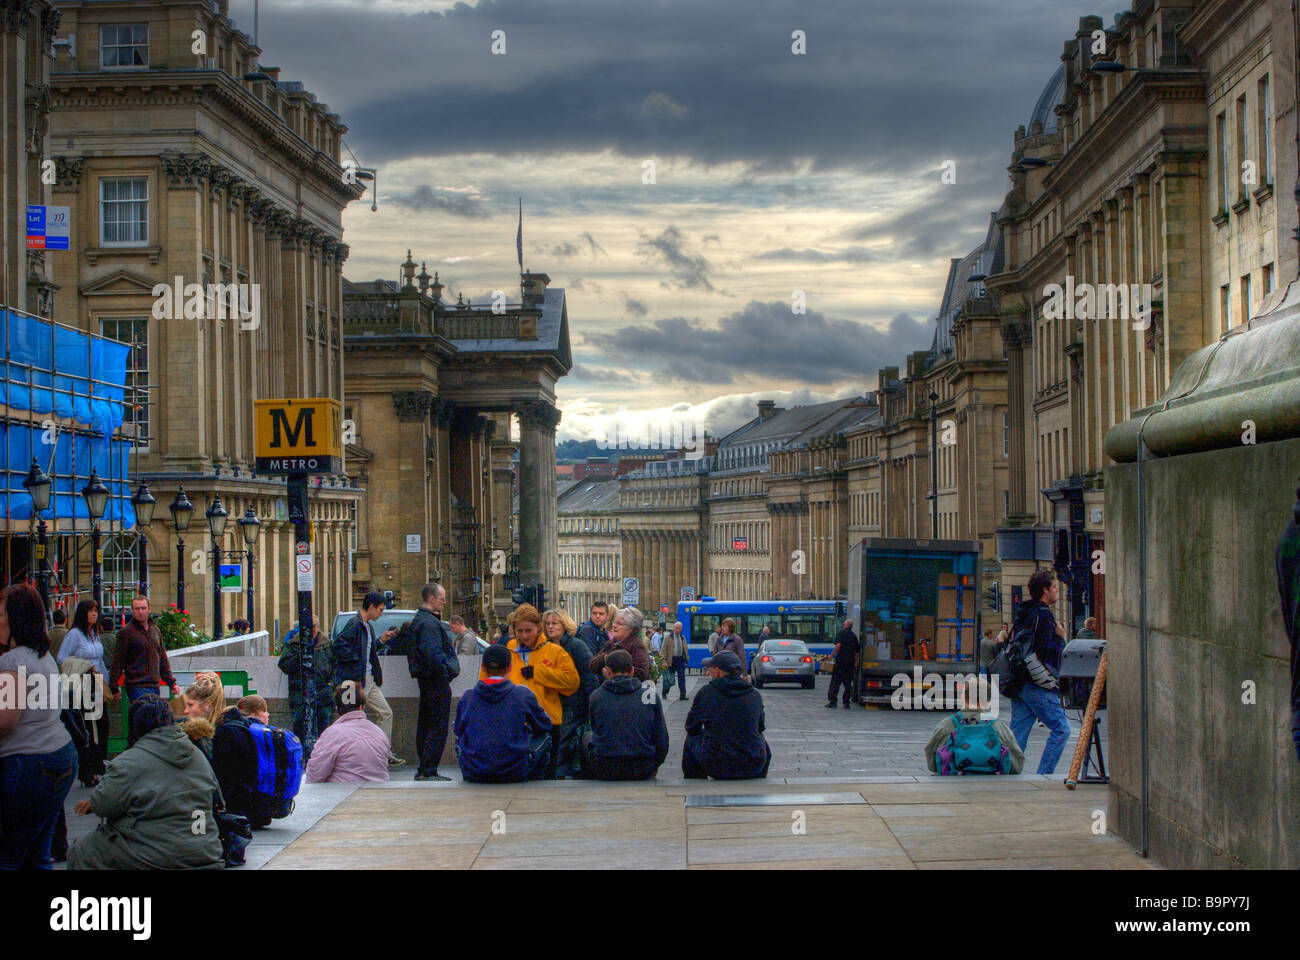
[{"left": 757, "top": 400, "right": 778, "bottom": 420}]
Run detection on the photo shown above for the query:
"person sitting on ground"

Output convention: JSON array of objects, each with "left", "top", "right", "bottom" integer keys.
[
  {"left": 588, "top": 606, "right": 652, "bottom": 683},
  {"left": 682, "top": 650, "right": 771, "bottom": 780},
  {"left": 211, "top": 694, "right": 278, "bottom": 828},
  {"left": 305, "top": 682, "right": 390, "bottom": 783},
  {"left": 482, "top": 604, "right": 579, "bottom": 738},
  {"left": 584, "top": 649, "right": 669, "bottom": 781},
  {"left": 179, "top": 672, "right": 226, "bottom": 764},
  {"left": 68, "top": 694, "right": 223, "bottom": 870},
  {"left": 455, "top": 644, "right": 552, "bottom": 783}
]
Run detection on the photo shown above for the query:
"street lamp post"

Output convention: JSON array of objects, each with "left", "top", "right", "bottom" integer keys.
[
  {"left": 928, "top": 390, "right": 939, "bottom": 538},
  {"left": 81, "top": 469, "right": 109, "bottom": 610},
  {"left": 131, "top": 481, "right": 156, "bottom": 597},
  {"left": 170, "top": 487, "right": 194, "bottom": 613},
  {"left": 206, "top": 496, "right": 228, "bottom": 640},
  {"left": 238, "top": 507, "right": 261, "bottom": 629},
  {"left": 23, "top": 458, "right": 52, "bottom": 613}
]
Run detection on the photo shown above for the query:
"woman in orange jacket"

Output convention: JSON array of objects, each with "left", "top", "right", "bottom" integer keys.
[{"left": 480, "top": 604, "right": 579, "bottom": 726}]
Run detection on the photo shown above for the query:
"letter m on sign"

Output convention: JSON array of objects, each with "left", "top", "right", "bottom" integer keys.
[{"left": 270, "top": 406, "right": 315, "bottom": 449}]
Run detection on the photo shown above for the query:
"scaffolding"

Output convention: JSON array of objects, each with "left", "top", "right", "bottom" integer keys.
[{"left": 0, "top": 303, "right": 147, "bottom": 623}]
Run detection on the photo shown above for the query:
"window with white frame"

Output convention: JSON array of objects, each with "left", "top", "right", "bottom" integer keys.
[
  {"left": 101, "top": 23, "right": 149, "bottom": 69},
  {"left": 100, "top": 178, "right": 149, "bottom": 245},
  {"left": 100, "top": 317, "right": 149, "bottom": 446}
]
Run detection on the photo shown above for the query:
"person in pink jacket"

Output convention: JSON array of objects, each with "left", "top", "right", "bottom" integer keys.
[{"left": 304, "top": 682, "right": 390, "bottom": 783}]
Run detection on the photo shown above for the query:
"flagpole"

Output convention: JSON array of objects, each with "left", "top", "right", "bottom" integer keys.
[{"left": 517, "top": 197, "right": 524, "bottom": 300}]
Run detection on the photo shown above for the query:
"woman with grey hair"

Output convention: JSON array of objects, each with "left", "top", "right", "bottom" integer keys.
[{"left": 589, "top": 606, "right": 651, "bottom": 682}]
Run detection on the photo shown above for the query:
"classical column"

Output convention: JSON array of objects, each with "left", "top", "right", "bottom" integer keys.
[
  {"left": 514, "top": 400, "right": 560, "bottom": 594},
  {"left": 393, "top": 390, "right": 435, "bottom": 601}
]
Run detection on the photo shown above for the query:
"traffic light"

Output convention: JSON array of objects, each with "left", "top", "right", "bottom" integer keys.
[{"left": 985, "top": 581, "right": 1000, "bottom": 611}]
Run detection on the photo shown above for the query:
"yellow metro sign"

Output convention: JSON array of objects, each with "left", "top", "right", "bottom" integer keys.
[{"left": 254, "top": 398, "right": 342, "bottom": 474}]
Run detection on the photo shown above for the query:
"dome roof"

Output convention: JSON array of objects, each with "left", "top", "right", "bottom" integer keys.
[{"left": 1028, "top": 64, "right": 1065, "bottom": 134}]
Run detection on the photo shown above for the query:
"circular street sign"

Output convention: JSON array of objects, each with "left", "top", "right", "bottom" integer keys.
[{"left": 296, "top": 542, "right": 309, "bottom": 554}]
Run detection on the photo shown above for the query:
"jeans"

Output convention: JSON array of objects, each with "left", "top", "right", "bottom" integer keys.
[
  {"left": 671, "top": 657, "right": 688, "bottom": 696},
  {"left": 415, "top": 678, "right": 451, "bottom": 776},
  {"left": 1010, "top": 684, "right": 1072, "bottom": 775},
  {"left": 0, "top": 741, "right": 79, "bottom": 870},
  {"left": 124, "top": 683, "right": 159, "bottom": 705}
]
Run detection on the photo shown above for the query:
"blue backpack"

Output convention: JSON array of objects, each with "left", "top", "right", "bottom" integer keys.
[
  {"left": 248, "top": 721, "right": 303, "bottom": 815},
  {"left": 935, "top": 713, "right": 1011, "bottom": 775}
]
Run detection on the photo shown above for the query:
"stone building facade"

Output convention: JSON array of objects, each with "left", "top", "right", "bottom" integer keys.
[
  {"left": 2, "top": 0, "right": 58, "bottom": 317},
  {"left": 617, "top": 454, "right": 711, "bottom": 612},
  {"left": 556, "top": 477, "right": 621, "bottom": 619},
  {"left": 45, "top": 0, "right": 362, "bottom": 634},
  {"left": 343, "top": 260, "right": 570, "bottom": 633},
  {"left": 990, "top": 2, "right": 1297, "bottom": 633}
]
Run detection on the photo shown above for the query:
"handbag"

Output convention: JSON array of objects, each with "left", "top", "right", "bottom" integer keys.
[{"left": 214, "top": 801, "right": 253, "bottom": 867}]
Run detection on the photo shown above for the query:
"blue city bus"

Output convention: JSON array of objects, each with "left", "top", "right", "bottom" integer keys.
[{"left": 675, "top": 598, "right": 847, "bottom": 668}]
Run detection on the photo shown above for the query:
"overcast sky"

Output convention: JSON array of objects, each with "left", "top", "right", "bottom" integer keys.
[{"left": 229, "top": 0, "right": 1084, "bottom": 443}]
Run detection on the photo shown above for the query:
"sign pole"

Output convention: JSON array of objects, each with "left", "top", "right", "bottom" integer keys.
[{"left": 289, "top": 472, "right": 316, "bottom": 750}]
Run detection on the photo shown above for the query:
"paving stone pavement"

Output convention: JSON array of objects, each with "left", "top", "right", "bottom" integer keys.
[{"left": 57, "top": 674, "right": 1128, "bottom": 870}]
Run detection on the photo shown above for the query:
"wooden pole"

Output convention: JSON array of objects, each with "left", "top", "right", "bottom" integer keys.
[{"left": 1065, "top": 650, "right": 1107, "bottom": 789}]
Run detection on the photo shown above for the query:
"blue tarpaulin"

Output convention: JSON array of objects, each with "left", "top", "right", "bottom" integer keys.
[{"left": 0, "top": 310, "right": 136, "bottom": 527}]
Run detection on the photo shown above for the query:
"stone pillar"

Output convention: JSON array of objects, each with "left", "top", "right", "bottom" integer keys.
[
  {"left": 514, "top": 400, "right": 560, "bottom": 594},
  {"left": 393, "top": 390, "right": 434, "bottom": 602}
]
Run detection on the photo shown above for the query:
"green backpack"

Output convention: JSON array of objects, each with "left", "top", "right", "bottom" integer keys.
[{"left": 935, "top": 713, "right": 1012, "bottom": 775}]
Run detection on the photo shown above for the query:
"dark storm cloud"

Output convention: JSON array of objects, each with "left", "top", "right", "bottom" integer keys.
[
  {"left": 622, "top": 294, "right": 648, "bottom": 317},
  {"left": 389, "top": 184, "right": 491, "bottom": 218},
  {"left": 582, "top": 301, "right": 932, "bottom": 384},
  {"left": 235, "top": 0, "right": 1078, "bottom": 174},
  {"left": 637, "top": 226, "right": 717, "bottom": 293}
]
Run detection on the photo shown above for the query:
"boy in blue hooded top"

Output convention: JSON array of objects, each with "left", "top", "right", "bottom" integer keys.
[{"left": 454, "top": 644, "right": 552, "bottom": 782}]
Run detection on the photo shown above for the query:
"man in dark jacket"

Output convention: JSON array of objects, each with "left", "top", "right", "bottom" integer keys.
[
  {"left": 277, "top": 615, "right": 333, "bottom": 753},
  {"left": 332, "top": 591, "right": 401, "bottom": 766},
  {"left": 576, "top": 601, "right": 611, "bottom": 656},
  {"left": 683, "top": 650, "right": 771, "bottom": 780},
  {"left": 410, "top": 583, "right": 459, "bottom": 781},
  {"left": 827, "top": 620, "right": 860, "bottom": 709},
  {"left": 109, "top": 595, "right": 178, "bottom": 704},
  {"left": 585, "top": 649, "right": 669, "bottom": 780},
  {"left": 1007, "top": 570, "right": 1072, "bottom": 774},
  {"left": 1277, "top": 484, "right": 1300, "bottom": 761},
  {"left": 454, "top": 645, "right": 552, "bottom": 783}
]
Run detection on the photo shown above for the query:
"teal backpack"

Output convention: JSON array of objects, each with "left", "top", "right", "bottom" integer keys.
[{"left": 935, "top": 713, "right": 1011, "bottom": 775}]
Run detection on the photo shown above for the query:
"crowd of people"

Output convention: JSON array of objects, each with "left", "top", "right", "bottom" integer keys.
[{"left": 0, "top": 563, "right": 1085, "bottom": 869}]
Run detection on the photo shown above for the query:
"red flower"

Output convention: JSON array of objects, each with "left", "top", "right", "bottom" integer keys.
[{"left": 182, "top": 609, "right": 189, "bottom": 615}]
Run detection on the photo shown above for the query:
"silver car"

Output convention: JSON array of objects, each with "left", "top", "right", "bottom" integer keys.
[{"left": 751, "top": 638, "right": 816, "bottom": 689}]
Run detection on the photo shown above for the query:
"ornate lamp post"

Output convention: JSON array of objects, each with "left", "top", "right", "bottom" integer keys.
[
  {"left": 237, "top": 506, "right": 261, "bottom": 629},
  {"left": 81, "top": 469, "right": 110, "bottom": 610},
  {"left": 170, "top": 487, "right": 194, "bottom": 612},
  {"left": 131, "top": 481, "right": 157, "bottom": 597},
  {"left": 23, "top": 458, "right": 52, "bottom": 613},
  {"left": 206, "top": 496, "right": 228, "bottom": 640}
]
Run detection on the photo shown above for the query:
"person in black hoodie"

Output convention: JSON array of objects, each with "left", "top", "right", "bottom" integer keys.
[
  {"left": 454, "top": 644, "right": 552, "bottom": 783},
  {"left": 1006, "top": 570, "right": 1072, "bottom": 775},
  {"left": 585, "top": 649, "right": 669, "bottom": 780},
  {"left": 682, "top": 650, "right": 771, "bottom": 780}
]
